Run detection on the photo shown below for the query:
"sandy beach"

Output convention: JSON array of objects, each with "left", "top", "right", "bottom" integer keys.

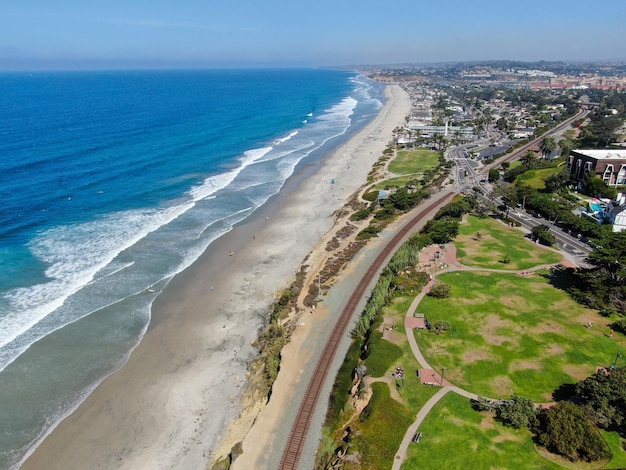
[{"left": 21, "top": 83, "right": 411, "bottom": 470}]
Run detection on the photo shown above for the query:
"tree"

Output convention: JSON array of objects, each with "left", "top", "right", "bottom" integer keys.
[
  {"left": 540, "top": 136, "right": 557, "bottom": 159},
  {"left": 488, "top": 168, "right": 500, "bottom": 183},
  {"left": 586, "top": 232, "right": 626, "bottom": 288},
  {"left": 520, "top": 150, "right": 539, "bottom": 169},
  {"left": 532, "top": 224, "right": 556, "bottom": 246},
  {"left": 423, "top": 218, "right": 459, "bottom": 244},
  {"left": 575, "top": 366, "right": 626, "bottom": 431},
  {"left": 581, "top": 111, "right": 624, "bottom": 147},
  {"left": 495, "top": 395, "right": 537, "bottom": 429},
  {"left": 581, "top": 173, "right": 618, "bottom": 199},
  {"left": 544, "top": 171, "right": 573, "bottom": 193},
  {"left": 559, "top": 139, "right": 573, "bottom": 158},
  {"left": 534, "top": 401, "right": 610, "bottom": 462}
]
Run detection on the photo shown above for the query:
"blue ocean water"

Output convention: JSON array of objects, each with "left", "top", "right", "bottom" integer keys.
[{"left": 0, "top": 69, "right": 384, "bottom": 467}]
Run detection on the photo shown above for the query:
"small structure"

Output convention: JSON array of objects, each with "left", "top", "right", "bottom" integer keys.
[
  {"left": 411, "top": 313, "right": 428, "bottom": 329},
  {"left": 418, "top": 368, "right": 451, "bottom": 386}
]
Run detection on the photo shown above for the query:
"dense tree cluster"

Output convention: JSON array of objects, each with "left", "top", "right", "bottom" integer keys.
[
  {"left": 575, "top": 366, "right": 626, "bottom": 432},
  {"left": 535, "top": 401, "right": 610, "bottom": 462},
  {"left": 570, "top": 231, "right": 626, "bottom": 312},
  {"left": 422, "top": 196, "right": 478, "bottom": 244},
  {"left": 495, "top": 395, "right": 538, "bottom": 429}
]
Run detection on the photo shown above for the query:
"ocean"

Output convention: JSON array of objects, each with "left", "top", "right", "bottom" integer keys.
[{"left": 0, "top": 68, "right": 384, "bottom": 468}]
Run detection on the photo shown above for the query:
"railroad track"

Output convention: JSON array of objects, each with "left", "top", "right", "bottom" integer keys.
[
  {"left": 483, "top": 108, "right": 588, "bottom": 171},
  {"left": 278, "top": 191, "right": 453, "bottom": 470}
]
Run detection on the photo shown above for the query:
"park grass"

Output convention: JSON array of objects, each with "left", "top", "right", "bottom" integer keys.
[
  {"left": 374, "top": 175, "right": 414, "bottom": 190},
  {"left": 355, "top": 382, "right": 414, "bottom": 469},
  {"left": 377, "top": 298, "right": 441, "bottom": 411},
  {"left": 456, "top": 214, "right": 562, "bottom": 270},
  {"left": 363, "top": 327, "right": 403, "bottom": 377},
  {"left": 517, "top": 166, "right": 563, "bottom": 190},
  {"left": 388, "top": 149, "right": 440, "bottom": 176},
  {"left": 373, "top": 149, "right": 441, "bottom": 190},
  {"left": 345, "top": 297, "right": 439, "bottom": 467},
  {"left": 323, "top": 211, "right": 625, "bottom": 468},
  {"left": 602, "top": 431, "right": 626, "bottom": 469},
  {"left": 415, "top": 270, "right": 626, "bottom": 401},
  {"left": 402, "top": 392, "right": 563, "bottom": 470}
]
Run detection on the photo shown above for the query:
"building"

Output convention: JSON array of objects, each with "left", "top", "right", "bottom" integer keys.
[
  {"left": 407, "top": 124, "right": 475, "bottom": 140},
  {"left": 567, "top": 149, "right": 626, "bottom": 187}
]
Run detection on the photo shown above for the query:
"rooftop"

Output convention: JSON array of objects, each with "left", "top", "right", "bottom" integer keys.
[{"left": 572, "top": 149, "right": 626, "bottom": 160}]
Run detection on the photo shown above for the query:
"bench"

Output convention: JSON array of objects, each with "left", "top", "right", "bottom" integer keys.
[{"left": 412, "top": 432, "right": 422, "bottom": 443}]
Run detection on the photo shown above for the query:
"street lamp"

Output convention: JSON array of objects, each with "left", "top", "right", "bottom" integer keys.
[
  {"left": 613, "top": 352, "right": 623, "bottom": 369},
  {"left": 440, "top": 367, "right": 446, "bottom": 386}
]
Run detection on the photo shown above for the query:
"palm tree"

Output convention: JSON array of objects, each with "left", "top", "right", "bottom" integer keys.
[
  {"left": 540, "top": 136, "right": 557, "bottom": 160},
  {"left": 520, "top": 150, "right": 539, "bottom": 169}
]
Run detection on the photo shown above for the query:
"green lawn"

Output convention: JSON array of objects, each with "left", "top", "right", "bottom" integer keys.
[
  {"left": 356, "top": 382, "right": 414, "bottom": 468},
  {"left": 516, "top": 167, "right": 563, "bottom": 190},
  {"left": 602, "top": 431, "right": 626, "bottom": 469},
  {"left": 322, "top": 210, "right": 625, "bottom": 468},
  {"left": 374, "top": 175, "right": 415, "bottom": 190},
  {"left": 456, "top": 215, "right": 562, "bottom": 270},
  {"left": 388, "top": 149, "right": 440, "bottom": 176},
  {"left": 350, "top": 299, "right": 440, "bottom": 468},
  {"left": 415, "top": 271, "right": 625, "bottom": 401},
  {"left": 402, "top": 392, "right": 563, "bottom": 469}
]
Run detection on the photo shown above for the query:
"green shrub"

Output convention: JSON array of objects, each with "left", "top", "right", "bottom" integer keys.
[
  {"left": 362, "top": 330, "right": 403, "bottom": 377},
  {"left": 362, "top": 190, "right": 379, "bottom": 202}
]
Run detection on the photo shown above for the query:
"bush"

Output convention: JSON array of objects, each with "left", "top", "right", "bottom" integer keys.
[
  {"left": 362, "top": 190, "right": 379, "bottom": 202},
  {"left": 428, "top": 280, "right": 451, "bottom": 298},
  {"left": 432, "top": 320, "right": 451, "bottom": 335},
  {"left": 357, "top": 224, "right": 382, "bottom": 240},
  {"left": 532, "top": 224, "right": 556, "bottom": 246},
  {"left": 351, "top": 208, "right": 372, "bottom": 221},
  {"left": 613, "top": 318, "right": 626, "bottom": 334}
]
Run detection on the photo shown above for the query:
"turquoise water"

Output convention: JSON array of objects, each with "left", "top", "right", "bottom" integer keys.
[{"left": 0, "top": 68, "right": 384, "bottom": 467}]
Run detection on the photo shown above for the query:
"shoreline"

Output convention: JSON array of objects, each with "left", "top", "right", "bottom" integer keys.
[{"left": 21, "top": 83, "right": 411, "bottom": 470}]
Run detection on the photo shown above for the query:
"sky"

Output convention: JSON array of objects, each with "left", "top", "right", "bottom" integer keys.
[{"left": 1, "top": 0, "right": 625, "bottom": 70}]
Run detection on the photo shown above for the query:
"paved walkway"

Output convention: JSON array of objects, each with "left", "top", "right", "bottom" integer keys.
[{"left": 393, "top": 243, "right": 571, "bottom": 468}]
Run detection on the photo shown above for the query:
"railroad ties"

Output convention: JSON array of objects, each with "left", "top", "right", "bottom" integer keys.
[{"left": 279, "top": 192, "right": 453, "bottom": 470}]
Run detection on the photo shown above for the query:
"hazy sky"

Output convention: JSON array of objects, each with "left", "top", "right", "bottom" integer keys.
[{"left": 2, "top": 0, "right": 625, "bottom": 70}]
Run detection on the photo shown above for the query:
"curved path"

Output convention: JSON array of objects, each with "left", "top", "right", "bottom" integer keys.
[{"left": 392, "top": 246, "right": 569, "bottom": 469}]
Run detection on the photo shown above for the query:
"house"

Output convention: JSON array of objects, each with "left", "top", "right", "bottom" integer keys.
[{"left": 566, "top": 149, "right": 626, "bottom": 187}]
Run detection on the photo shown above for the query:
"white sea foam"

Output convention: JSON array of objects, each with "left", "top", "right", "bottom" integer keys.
[
  {"left": 0, "top": 203, "right": 193, "bottom": 371},
  {"left": 187, "top": 146, "right": 272, "bottom": 202},
  {"left": 274, "top": 130, "right": 298, "bottom": 145}
]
